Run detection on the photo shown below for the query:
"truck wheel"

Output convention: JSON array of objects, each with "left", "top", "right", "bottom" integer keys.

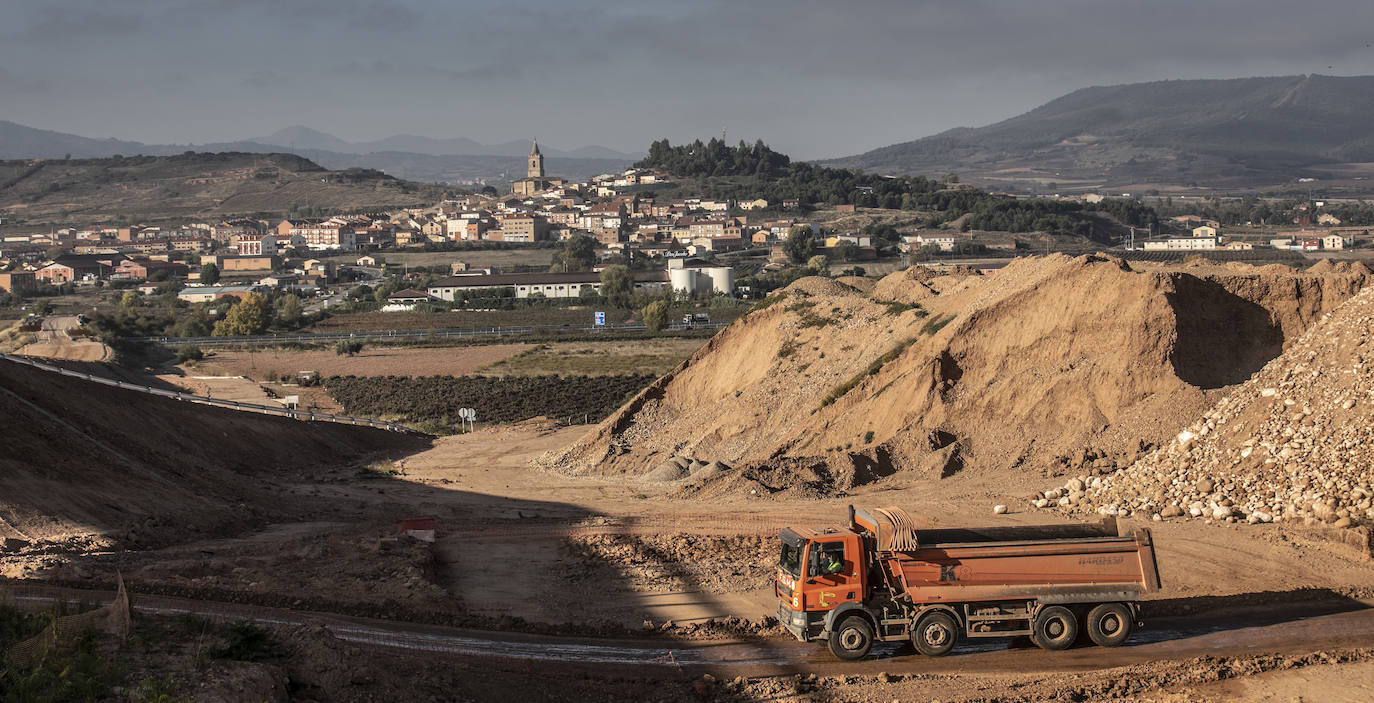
[
  {"left": 912, "top": 611, "right": 959, "bottom": 657},
  {"left": 1086, "top": 603, "right": 1133, "bottom": 647},
  {"left": 827, "top": 616, "right": 874, "bottom": 661},
  {"left": 1031, "top": 605, "right": 1078, "bottom": 651}
]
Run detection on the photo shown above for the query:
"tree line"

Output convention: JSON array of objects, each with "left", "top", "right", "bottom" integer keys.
[{"left": 635, "top": 138, "right": 1158, "bottom": 239}]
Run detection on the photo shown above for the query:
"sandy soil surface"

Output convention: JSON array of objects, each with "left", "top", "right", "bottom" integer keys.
[
  {"left": 8, "top": 411, "right": 1374, "bottom": 700},
  {"left": 194, "top": 343, "right": 534, "bottom": 380},
  {"left": 8, "top": 256, "right": 1374, "bottom": 700},
  {"left": 15, "top": 315, "right": 111, "bottom": 361}
]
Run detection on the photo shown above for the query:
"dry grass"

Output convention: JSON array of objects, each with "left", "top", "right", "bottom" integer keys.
[
  {"left": 190, "top": 339, "right": 703, "bottom": 380},
  {"left": 194, "top": 344, "right": 534, "bottom": 380},
  {"left": 477, "top": 339, "right": 705, "bottom": 376}
]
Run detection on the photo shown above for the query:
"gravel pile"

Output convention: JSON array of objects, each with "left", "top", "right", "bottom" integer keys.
[{"left": 1030, "top": 284, "right": 1374, "bottom": 528}]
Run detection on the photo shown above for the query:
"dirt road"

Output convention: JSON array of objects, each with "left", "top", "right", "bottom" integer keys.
[
  {"left": 16, "top": 315, "right": 110, "bottom": 361},
  {"left": 8, "top": 583, "right": 1372, "bottom": 677}
]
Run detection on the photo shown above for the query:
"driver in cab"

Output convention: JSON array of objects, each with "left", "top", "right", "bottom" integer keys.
[{"left": 824, "top": 552, "right": 844, "bottom": 575}]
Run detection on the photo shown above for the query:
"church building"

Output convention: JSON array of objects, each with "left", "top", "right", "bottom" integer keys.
[{"left": 511, "top": 140, "right": 564, "bottom": 196}]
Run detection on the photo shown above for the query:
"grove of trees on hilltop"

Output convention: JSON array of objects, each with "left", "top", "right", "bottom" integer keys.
[{"left": 634, "top": 138, "right": 1158, "bottom": 240}]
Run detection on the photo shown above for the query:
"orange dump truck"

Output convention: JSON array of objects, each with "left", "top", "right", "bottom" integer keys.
[{"left": 775, "top": 506, "right": 1162, "bottom": 660}]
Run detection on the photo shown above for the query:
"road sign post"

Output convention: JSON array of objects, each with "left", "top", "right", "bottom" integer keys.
[
  {"left": 594, "top": 311, "right": 606, "bottom": 327},
  {"left": 457, "top": 407, "right": 477, "bottom": 433}
]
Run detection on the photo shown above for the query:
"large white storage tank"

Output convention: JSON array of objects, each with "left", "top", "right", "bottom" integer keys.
[
  {"left": 705, "top": 266, "right": 735, "bottom": 295},
  {"left": 669, "top": 266, "right": 699, "bottom": 295}
]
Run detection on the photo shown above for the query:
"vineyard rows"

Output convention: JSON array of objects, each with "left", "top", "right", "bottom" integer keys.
[{"left": 323, "top": 374, "right": 657, "bottom": 424}]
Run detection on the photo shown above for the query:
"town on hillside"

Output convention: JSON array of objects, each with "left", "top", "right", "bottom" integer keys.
[{"left": 5, "top": 140, "right": 1373, "bottom": 311}]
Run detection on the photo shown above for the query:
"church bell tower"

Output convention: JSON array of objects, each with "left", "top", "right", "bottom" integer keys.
[{"left": 527, "top": 140, "right": 545, "bottom": 179}]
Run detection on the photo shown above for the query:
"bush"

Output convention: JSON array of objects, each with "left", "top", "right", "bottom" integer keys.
[
  {"left": 175, "top": 344, "right": 203, "bottom": 362},
  {"left": 335, "top": 340, "right": 364, "bottom": 356},
  {"left": 641, "top": 299, "right": 670, "bottom": 333}
]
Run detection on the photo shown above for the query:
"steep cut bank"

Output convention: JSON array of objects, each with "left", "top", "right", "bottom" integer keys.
[
  {"left": 1038, "top": 279, "right": 1374, "bottom": 528},
  {"left": 542, "top": 256, "right": 1368, "bottom": 497},
  {"left": 0, "top": 358, "right": 430, "bottom": 549}
]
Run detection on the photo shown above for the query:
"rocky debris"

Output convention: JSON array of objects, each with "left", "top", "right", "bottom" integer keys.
[
  {"left": 993, "top": 504, "right": 1009, "bottom": 515},
  {"left": 1030, "top": 284, "right": 1374, "bottom": 530},
  {"left": 563, "top": 533, "right": 775, "bottom": 594}
]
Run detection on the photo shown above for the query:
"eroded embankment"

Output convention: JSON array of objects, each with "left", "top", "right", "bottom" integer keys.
[
  {"left": 543, "top": 255, "right": 1369, "bottom": 498},
  {"left": 0, "top": 358, "right": 429, "bottom": 549}
]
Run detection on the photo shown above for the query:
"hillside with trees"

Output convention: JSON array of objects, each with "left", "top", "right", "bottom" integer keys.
[{"left": 637, "top": 138, "right": 1157, "bottom": 241}]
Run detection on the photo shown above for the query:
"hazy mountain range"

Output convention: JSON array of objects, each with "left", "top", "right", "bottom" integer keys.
[
  {"left": 0, "top": 121, "right": 638, "bottom": 185},
  {"left": 824, "top": 74, "right": 1374, "bottom": 191},
  {"left": 9, "top": 74, "right": 1374, "bottom": 193}
]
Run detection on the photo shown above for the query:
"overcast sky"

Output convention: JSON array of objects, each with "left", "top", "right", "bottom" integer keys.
[{"left": 4, "top": 0, "right": 1374, "bottom": 159}]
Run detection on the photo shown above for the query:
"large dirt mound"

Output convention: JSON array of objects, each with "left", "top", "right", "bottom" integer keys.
[
  {"left": 1037, "top": 281, "right": 1374, "bottom": 527},
  {"left": 0, "top": 358, "right": 429, "bottom": 549},
  {"left": 542, "top": 255, "right": 1368, "bottom": 495}
]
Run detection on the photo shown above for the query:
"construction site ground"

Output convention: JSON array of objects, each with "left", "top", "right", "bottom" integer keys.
[
  {"left": 8, "top": 420, "right": 1374, "bottom": 701},
  {"left": 8, "top": 256, "right": 1374, "bottom": 700}
]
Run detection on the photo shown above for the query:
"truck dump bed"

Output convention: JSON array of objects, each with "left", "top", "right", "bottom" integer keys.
[{"left": 852, "top": 507, "right": 1162, "bottom": 604}]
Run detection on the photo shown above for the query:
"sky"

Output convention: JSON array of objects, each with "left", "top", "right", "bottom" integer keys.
[{"left": 4, "top": 0, "right": 1374, "bottom": 160}]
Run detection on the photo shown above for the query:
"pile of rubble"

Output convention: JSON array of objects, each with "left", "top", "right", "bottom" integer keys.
[{"left": 1031, "top": 284, "right": 1374, "bottom": 528}]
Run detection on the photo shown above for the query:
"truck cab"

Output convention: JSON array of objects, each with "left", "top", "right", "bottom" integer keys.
[{"left": 776, "top": 526, "right": 866, "bottom": 645}]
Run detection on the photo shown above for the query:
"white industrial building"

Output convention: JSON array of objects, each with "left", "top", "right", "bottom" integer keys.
[{"left": 1142, "top": 236, "right": 1217, "bottom": 251}]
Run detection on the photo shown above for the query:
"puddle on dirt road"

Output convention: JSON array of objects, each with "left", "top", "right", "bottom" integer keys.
[{"left": 15, "top": 592, "right": 1374, "bottom": 671}]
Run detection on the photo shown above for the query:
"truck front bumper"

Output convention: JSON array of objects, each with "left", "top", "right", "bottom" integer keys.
[{"left": 777, "top": 602, "right": 824, "bottom": 642}]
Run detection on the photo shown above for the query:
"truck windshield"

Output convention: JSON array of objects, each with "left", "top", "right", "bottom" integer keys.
[{"left": 779, "top": 541, "right": 803, "bottom": 578}]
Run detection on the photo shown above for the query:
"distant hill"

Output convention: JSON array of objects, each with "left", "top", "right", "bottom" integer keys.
[
  {"left": 0, "top": 120, "right": 152, "bottom": 160},
  {"left": 0, "top": 120, "right": 637, "bottom": 186},
  {"left": 825, "top": 75, "right": 1374, "bottom": 191},
  {"left": 0, "top": 152, "right": 447, "bottom": 226},
  {"left": 251, "top": 126, "right": 640, "bottom": 160}
]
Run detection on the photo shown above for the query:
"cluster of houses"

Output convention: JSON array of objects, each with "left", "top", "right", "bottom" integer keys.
[
  {"left": 0, "top": 246, "right": 340, "bottom": 299},
  {"left": 0, "top": 140, "right": 846, "bottom": 299},
  {"left": 384, "top": 142, "right": 823, "bottom": 258},
  {"left": 1137, "top": 218, "right": 1353, "bottom": 252},
  {"left": 421, "top": 256, "right": 735, "bottom": 304}
]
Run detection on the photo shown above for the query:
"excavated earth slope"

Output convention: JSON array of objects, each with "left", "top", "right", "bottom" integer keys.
[
  {"left": 1034, "top": 277, "right": 1374, "bottom": 526},
  {"left": 543, "top": 255, "right": 1369, "bottom": 497},
  {"left": 0, "top": 358, "right": 429, "bottom": 549}
]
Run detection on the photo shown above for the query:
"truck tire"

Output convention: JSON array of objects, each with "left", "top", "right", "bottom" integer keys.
[
  {"left": 1086, "top": 603, "right": 1133, "bottom": 647},
  {"left": 911, "top": 610, "right": 959, "bottom": 657},
  {"left": 827, "top": 616, "right": 874, "bottom": 661},
  {"left": 1031, "top": 605, "right": 1078, "bottom": 651}
]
